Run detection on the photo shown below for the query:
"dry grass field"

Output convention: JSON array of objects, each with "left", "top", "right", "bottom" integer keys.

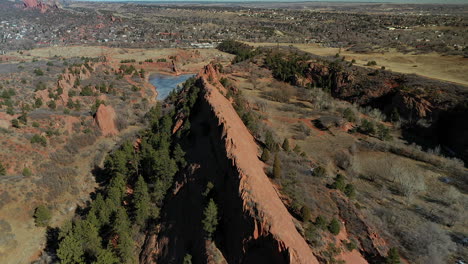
[{"left": 246, "top": 42, "right": 468, "bottom": 86}]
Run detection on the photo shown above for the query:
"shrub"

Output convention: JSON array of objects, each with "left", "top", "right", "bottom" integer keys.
[
  {"left": 315, "top": 215, "right": 327, "bottom": 230},
  {"left": 344, "top": 184, "right": 356, "bottom": 199},
  {"left": 183, "top": 254, "right": 192, "bottom": 264},
  {"left": 47, "top": 100, "right": 56, "bottom": 110},
  {"left": 31, "top": 134, "right": 47, "bottom": 147},
  {"left": 261, "top": 148, "right": 270, "bottom": 162},
  {"left": 34, "top": 205, "right": 51, "bottom": 227},
  {"left": 312, "top": 166, "right": 326, "bottom": 177},
  {"left": 366, "top": 60, "right": 377, "bottom": 66},
  {"left": 359, "top": 119, "right": 375, "bottom": 135},
  {"left": 35, "top": 98, "right": 43, "bottom": 108},
  {"left": 377, "top": 123, "right": 392, "bottom": 141},
  {"left": 22, "top": 167, "right": 32, "bottom": 177},
  {"left": 0, "top": 163, "right": 5, "bottom": 175},
  {"left": 343, "top": 108, "right": 357, "bottom": 122},
  {"left": 34, "top": 68, "right": 44, "bottom": 76},
  {"left": 11, "top": 119, "right": 19, "bottom": 128},
  {"left": 301, "top": 206, "right": 311, "bottom": 222},
  {"left": 272, "top": 154, "right": 282, "bottom": 179},
  {"left": 331, "top": 174, "right": 346, "bottom": 192},
  {"left": 386, "top": 248, "right": 401, "bottom": 264},
  {"left": 328, "top": 218, "right": 341, "bottom": 235},
  {"left": 282, "top": 138, "right": 290, "bottom": 152},
  {"left": 32, "top": 122, "right": 40, "bottom": 128},
  {"left": 6, "top": 107, "right": 14, "bottom": 115},
  {"left": 346, "top": 239, "right": 358, "bottom": 251}
]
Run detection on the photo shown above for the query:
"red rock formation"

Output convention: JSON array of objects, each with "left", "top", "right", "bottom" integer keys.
[
  {"left": 392, "top": 91, "right": 433, "bottom": 119},
  {"left": 94, "top": 104, "right": 118, "bottom": 136},
  {"left": 197, "top": 67, "right": 318, "bottom": 263},
  {"left": 22, "top": 0, "right": 59, "bottom": 12},
  {"left": 171, "top": 60, "right": 181, "bottom": 76}
]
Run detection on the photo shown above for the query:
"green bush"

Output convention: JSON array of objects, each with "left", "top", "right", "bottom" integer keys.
[
  {"left": 344, "top": 184, "right": 356, "bottom": 199},
  {"left": 34, "top": 68, "right": 44, "bottom": 76},
  {"left": 313, "top": 166, "right": 326, "bottom": 177},
  {"left": 343, "top": 108, "right": 356, "bottom": 122},
  {"left": 47, "top": 100, "right": 56, "bottom": 110},
  {"left": 0, "top": 163, "right": 6, "bottom": 175},
  {"left": 328, "top": 218, "right": 341, "bottom": 235},
  {"left": 359, "top": 119, "right": 376, "bottom": 135},
  {"left": 22, "top": 167, "right": 32, "bottom": 177},
  {"left": 386, "top": 248, "right": 401, "bottom": 264},
  {"left": 282, "top": 138, "right": 290, "bottom": 151},
  {"left": 272, "top": 154, "right": 282, "bottom": 179},
  {"left": 35, "top": 98, "right": 43, "bottom": 108},
  {"left": 34, "top": 205, "right": 51, "bottom": 227},
  {"left": 261, "top": 148, "right": 270, "bottom": 162},
  {"left": 345, "top": 239, "right": 358, "bottom": 251},
  {"left": 11, "top": 119, "right": 19, "bottom": 128},
  {"left": 31, "top": 134, "right": 47, "bottom": 147},
  {"left": 331, "top": 174, "right": 346, "bottom": 192},
  {"left": 315, "top": 215, "right": 327, "bottom": 230},
  {"left": 300, "top": 206, "right": 311, "bottom": 222}
]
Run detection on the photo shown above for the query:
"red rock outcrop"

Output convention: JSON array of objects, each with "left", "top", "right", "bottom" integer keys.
[
  {"left": 22, "top": 0, "right": 59, "bottom": 12},
  {"left": 197, "top": 65, "right": 317, "bottom": 263},
  {"left": 171, "top": 60, "right": 181, "bottom": 75},
  {"left": 94, "top": 104, "right": 118, "bottom": 136},
  {"left": 141, "top": 64, "right": 317, "bottom": 263}
]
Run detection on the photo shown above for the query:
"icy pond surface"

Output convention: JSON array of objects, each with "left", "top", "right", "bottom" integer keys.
[{"left": 149, "top": 73, "right": 195, "bottom": 100}]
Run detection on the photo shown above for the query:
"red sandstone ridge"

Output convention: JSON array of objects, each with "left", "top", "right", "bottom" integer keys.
[
  {"left": 94, "top": 104, "right": 118, "bottom": 136},
  {"left": 198, "top": 66, "right": 318, "bottom": 264},
  {"left": 22, "top": 0, "right": 59, "bottom": 12}
]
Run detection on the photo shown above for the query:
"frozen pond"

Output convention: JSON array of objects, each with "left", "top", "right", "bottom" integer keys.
[{"left": 149, "top": 73, "right": 195, "bottom": 100}]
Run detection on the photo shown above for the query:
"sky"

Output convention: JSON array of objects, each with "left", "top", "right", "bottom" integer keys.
[{"left": 75, "top": 0, "right": 468, "bottom": 4}]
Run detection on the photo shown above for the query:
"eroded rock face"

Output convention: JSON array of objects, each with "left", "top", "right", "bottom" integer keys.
[
  {"left": 94, "top": 104, "right": 118, "bottom": 136},
  {"left": 300, "top": 60, "right": 468, "bottom": 161},
  {"left": 22, "top": 0, "right": 59, "bottom": 12},
  {"left": 196, "top": 66, "right": 317, "bottom": 263}
]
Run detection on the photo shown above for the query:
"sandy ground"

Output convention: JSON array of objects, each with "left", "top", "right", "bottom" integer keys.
[
  {"left": 6, "top": 46, "right": 226, "bottom": 63},
  {"left": 246, "top": 42, "right": 468, "bottom": 86}
]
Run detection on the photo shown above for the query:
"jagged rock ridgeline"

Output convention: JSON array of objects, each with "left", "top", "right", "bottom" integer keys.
[
  {"left": 21, "top": 0, "right": 60, "bottom": 12},
  {"left": 197, "top": 64, "right": 317, "bottom": 263}
]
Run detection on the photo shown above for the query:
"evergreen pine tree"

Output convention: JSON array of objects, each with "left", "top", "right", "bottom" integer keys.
[
  {"left": 261, "top": 148, "right": 270, "bottom": 162},
  {"left": 34, "top": 205, "right": 51, "bottom": 227},
  {"left": 300, "top": 206, "right": 311, "bottom": 222},
  {"left": 95, "top": 248, "right": 119, "bottom": 264},
  {"left": 57, "top": 234, "right": 84, "bottom": 264},
  {"left": 328, "top": 218, "right": 341, "bottom": 235},
  {"left": 282, "top": 138, "right": 290, "bottom": 152},
  {"left": 273, "top": 154, "right": 282, "bottom": 179},
  {"left": 172, "top": 144, "right": 187, "bottom": 168},
  {"left": 386, "top": 248, "right": 401, "bottom": 264},
  {"left": 107, "top": 173, "right": 127, "bottom": 207},
  {"left": 133, "top": 176, "right": 150, "bottom": 227},
  {"left": 202, "top": 199, "right": 218, "bottom": 239}
]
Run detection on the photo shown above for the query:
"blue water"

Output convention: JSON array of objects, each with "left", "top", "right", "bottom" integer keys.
[{"left": 149, "top": 73, "right": 195, "bottom": 100}]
